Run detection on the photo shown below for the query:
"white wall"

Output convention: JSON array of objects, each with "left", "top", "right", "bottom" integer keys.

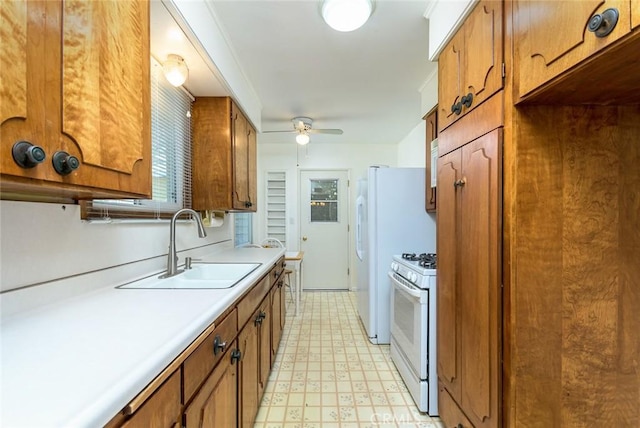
[
  {"left": 0, "top": 200, "right": 233, "bottom": 293},
  {"left": 255, "top": 141, "right": 397, "bottom": 290}
]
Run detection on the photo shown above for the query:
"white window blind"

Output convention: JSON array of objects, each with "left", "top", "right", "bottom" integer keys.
[{"left": 83, "top": 57, "right": 193, "bottom": 219}]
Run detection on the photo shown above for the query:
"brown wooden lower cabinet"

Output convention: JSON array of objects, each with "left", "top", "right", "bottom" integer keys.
[
  {"left": 108, "top": 257, "right": 286, "bottom": 428},
  {"left": 120, "top": 370, "right": 181, "bottom": 428},
  {"left": 183, "top": 341, "right": 239, "bottom": 428}
]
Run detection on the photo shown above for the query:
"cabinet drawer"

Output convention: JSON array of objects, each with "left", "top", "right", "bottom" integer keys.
[
  {"left": 438, "top": 382, "right": 474, "bottom": 428},
  {"left": 238, "top": 275, "right": 271, "bottom": 328},
  {"left": 120, "top": 370, "right": 181, "bottom": 428},
  {"left": 183, "top": 308, "right": 238, "bottom": 402}
]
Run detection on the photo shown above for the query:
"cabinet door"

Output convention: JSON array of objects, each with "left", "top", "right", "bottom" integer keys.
[
  {"left": 633, "top": 0, "right": 640, "bottom": 29},
  {"left": 184, "top": 344, "right": 238, "bottom": 428},
  {"left": 238, "top": 311, "right": 260, "bottom": 428},
  {"left": 438, "top": 31, "right": 464, "bottom": 131},
  {"left": 516, "top": 0, "right": 631, "bottom": 98},
  {"left": 425, "top": 109, "right": 437, "bottom": 212},
  {"left": 258, "top": 299, "right": 271, "bottom": 398},
  {"left": 232, "top": 101, "right": 250, "bottom": 210},
  {"left": 247, "top": 122, "right": 258, "bottom": 211},
  {"left": 1, "top": 0, "right": 151, "bottom": 198},
  {"left": 462, "top": 0, "right": 503, "bottom": 113},
  {"left": 271, "top": 283, "right": 283, "bottom": 364},
  {"left": 459, "top": 129, "right": 501, "bottom": 428},
  {"left": 436, "top": 148, "right": 462, "bottom": 402}
]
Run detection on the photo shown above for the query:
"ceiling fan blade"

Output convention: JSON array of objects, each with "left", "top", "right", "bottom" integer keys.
[
  {"left": 308, "top": 129, "right": 343, "bottom": 135},
  {"left": 262, "top": 130, "right": 296, "bottom": 134}
]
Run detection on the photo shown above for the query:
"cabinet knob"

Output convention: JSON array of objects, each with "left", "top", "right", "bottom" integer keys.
[
  {"left": 245, "top": 201, "right": 253, "bottom": 208},
  {"left": 451, "top": 102, "right": 462, "bottom": 115},
  {"left": 461, "top": 93, "right": 473, "bottom": 108},
  {"left": 230, "top": 348, "right": 242, "bottom": 364},
  {"left": 213, "top": 335, "right": 227, "bottom": 355},
  {"left": 52, "top": 151, "right": 80, "bottom": 175},
  {"left": 588, "top": 8, "right": 619, "bottom": 38},
  {"left": 12, "top": 141, "right": 46, "bottom": 168},
  {"left": 454, "top": 179, "right": 466, "bottom": 188}
]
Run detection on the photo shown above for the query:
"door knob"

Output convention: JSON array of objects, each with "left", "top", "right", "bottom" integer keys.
[{"left": 302, "top": 236, "right": 308, "bottom": 241}]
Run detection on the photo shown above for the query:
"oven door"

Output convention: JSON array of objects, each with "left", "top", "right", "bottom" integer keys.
[{"left": 388, "top": 271, "right": 429, "bottom": 379}]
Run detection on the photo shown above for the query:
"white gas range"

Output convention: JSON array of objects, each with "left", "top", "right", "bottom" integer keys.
[{"left": 388, "top": 253, "right": 438, "bottom": 415}]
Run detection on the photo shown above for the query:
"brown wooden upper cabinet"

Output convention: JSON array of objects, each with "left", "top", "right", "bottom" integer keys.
[
  {"left": 0, "top": 0, "right": 151, "bottom": 200},
  {"left": 424, "top": 108, "right": 437, "bottom": 213},
  {"left": 515, "top": 0, "right": 634, "bottom": 99},
  {"left": 192, "top": 97, "right": 257, "bottom": 212},
  {"left": 438, "top": 0, "right": 503, "bottom": 132}
]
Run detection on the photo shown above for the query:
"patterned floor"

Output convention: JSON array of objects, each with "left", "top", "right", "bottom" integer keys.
[{"left": 255, "top": 291, "right": 444, "bottom": 428}]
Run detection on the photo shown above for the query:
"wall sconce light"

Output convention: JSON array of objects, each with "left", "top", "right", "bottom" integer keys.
[
  {"left": 321, "top": 0, "right": 373, "bottom": 32},
  {"left": 296, "top": 132, "right": 310, "bottom": 145},
  {"left": 162, "top": 54, "right": 189, "bottom": 87}
]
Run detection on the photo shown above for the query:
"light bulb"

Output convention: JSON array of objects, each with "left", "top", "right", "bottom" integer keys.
[
  {"left": 321, "top": 0, "right": 373, "bottom": 32},
  {"left": 163, "top": 54, "right": 188, "bottom": 87},
  {"left": 296, "top": 133, "right": 310, "bottom": 145}
]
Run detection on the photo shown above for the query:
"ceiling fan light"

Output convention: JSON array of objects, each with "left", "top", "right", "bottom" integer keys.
[
  {"left": 162, "top": 54, "right": 189, "bottom": 87},
  {"left": 321, "top": 0, "right": 373, "bottom": 32},
  {"left": 296, "top": 133, "right": 310, "bottom": 145}
]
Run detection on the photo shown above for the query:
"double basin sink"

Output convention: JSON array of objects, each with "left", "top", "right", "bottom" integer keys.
[{"left": 118, "top": 262, "right": 262, "bottom": 290}]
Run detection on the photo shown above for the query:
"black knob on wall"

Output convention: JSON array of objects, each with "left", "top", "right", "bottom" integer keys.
[
  {"left": 588, "top": 8, "right": 619, "bottom": 38},
  {"left": 12, "top": 141, "right": 46, "bottom": 168},
  {"left": 52, "top": 151, "right": 80, "bottom": 175}
]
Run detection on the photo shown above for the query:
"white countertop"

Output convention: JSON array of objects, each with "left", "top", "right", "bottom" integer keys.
[{"left": 0, "top": 247, "right": 284, "bottom": 428}]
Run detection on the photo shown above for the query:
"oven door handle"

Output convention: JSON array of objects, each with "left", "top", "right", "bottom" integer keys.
[{"left": 388, "top": 271, "right": 422, "bottom": 299}]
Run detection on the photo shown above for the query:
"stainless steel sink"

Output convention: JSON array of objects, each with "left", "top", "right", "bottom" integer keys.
[{"left": 118, "top": 262, "right": 261, "bottom": 289}]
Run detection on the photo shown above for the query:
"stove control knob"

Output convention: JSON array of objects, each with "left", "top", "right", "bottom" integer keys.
[
  {"left": 411, "top": 272, "right": 418, "bottom": 282},
  {"left": 391, "top": 262, "right": 398, "bottom": 272}
]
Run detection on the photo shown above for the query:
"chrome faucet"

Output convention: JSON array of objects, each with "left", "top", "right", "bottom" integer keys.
[{"left": 160, "top": 208, "right": 207, "bottom": 278}]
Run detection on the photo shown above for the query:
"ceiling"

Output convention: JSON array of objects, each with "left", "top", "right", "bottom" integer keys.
[{"left": 152, "top": 1, "right": 437, "bottom": 146}]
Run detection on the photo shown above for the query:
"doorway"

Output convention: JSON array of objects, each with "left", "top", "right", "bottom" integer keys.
[{"left": 299, "top": 170, "right": 350, "bottom": 290}]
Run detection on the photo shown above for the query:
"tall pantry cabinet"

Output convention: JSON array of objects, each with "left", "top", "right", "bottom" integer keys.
[
  {"left": 436, "top": 0, "right": 640, "bottom": 427},
  {"left": 436, "top": 1, "right": 503, "bottom": 428}
]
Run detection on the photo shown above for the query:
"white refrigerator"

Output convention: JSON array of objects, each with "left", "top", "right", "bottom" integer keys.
[{"left": 355, "top": 166, "right": 436, "bottom": 344}]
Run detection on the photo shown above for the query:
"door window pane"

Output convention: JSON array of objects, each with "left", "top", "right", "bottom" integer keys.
[{"left": 310, "top": 179, "right": 339, "bottom": 222}]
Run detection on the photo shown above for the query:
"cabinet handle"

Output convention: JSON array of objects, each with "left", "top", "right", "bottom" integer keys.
[
  {"left": 461, "top": 93, "right": 473, "bottom": 108},
  {"left": 52, "top": 151, "right": 80, "bottom": 175},
  {"left": 453, "top": 179, "right": 466, "bottom": 188},
  {"left": 213, "top": 335, "right": 227, "bottom": 355},
  {"left": 12, "top": 141, "right": 46, "bottom": 169},
  {"left": 588, "top": 8, "right": 619, "bottom": 38},
  {"left": 230, "top": 349, "right": 242, "bottom": 364}
]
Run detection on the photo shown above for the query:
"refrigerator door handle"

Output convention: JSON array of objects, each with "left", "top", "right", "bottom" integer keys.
[{"left": 355, "top": 195, "right": 364, "bottom": 261}]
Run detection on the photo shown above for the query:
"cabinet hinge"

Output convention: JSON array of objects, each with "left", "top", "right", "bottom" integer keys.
[
  {"left": 347, "top": 268, "right": 350, "bottom": 276},
  {"left": 502, "top": 62, "right": 506, "bottom": 79}
]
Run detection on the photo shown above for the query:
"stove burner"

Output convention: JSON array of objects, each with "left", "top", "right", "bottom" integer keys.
[{"left": 401, "top": 252, "right": 437, "bottom": 268}]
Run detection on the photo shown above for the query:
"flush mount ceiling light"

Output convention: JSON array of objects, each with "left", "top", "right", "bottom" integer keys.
[
  {"left": 296, "top": 131, "right": 310, "bottom": 145},
  {"left": 321, "top": 0, "right": 373, "bottom": 32},
  {"left": 162, "top": 54, "right": 189, "bottom": 87}
]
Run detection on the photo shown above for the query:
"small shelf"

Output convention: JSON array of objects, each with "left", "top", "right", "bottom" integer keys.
[{"left": 265, "top": 171, "right": 287, "bottom": 247}]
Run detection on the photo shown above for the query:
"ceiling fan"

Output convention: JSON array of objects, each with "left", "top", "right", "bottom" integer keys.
[{"left": 263, "top": 117, "right": 343, "bottom": 145}]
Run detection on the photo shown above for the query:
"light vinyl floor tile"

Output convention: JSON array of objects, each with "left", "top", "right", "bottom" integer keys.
[{"left": 255, "top": 291, "right": 444, "bottom": 428}]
